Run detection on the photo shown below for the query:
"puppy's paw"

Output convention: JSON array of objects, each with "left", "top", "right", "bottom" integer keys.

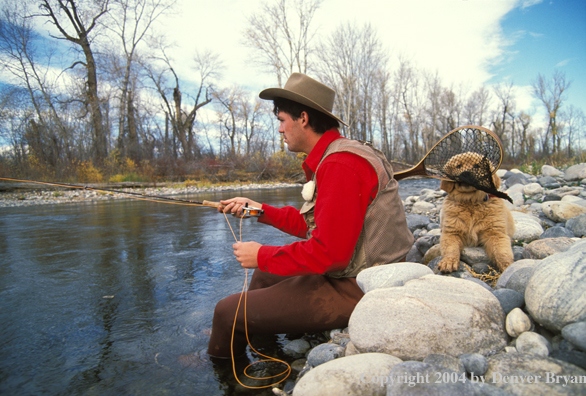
[
  {"left": 438, "top": 257, "right": 461, "bottom": 273},
  {"left": 495, "top": 258, "right": 513, "bottom": 273}
]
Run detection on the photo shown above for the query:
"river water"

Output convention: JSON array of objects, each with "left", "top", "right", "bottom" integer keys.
[{"left": 0, "top": 178, "right": 438, "bottom": 396}]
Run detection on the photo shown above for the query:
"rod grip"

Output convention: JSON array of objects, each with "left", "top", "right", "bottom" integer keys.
[{"left": 202, "top": 200, "right": 225, "bottom": 209}]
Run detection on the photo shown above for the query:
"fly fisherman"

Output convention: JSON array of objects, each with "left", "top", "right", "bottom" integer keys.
[{"left": 207, "top": 73, "right": 414, "bottom": 359}]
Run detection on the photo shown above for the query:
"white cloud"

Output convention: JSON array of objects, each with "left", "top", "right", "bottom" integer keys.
[{"left": 162, "top": 0, "right": 520, "bottom": 94}]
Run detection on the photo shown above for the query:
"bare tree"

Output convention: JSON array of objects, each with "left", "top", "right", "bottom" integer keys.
[
  {"left": 38, "top": 0, "right": 110, "bottom": 161},
  {"left": 143, "top": 45, "right": 221, "bottom": 160},
  {"left": 492, "top": 81, "right": 516, "bottom": 159},
  {"left": 532, "top": 70, "right": 572, "bottom": 155},
  {"left": 103, "top": 0, "right": 175, "bottom": 162},
  {"left": 243, "top": 0, "right": 322, "bottom": 151},
  {"left": 463, "top": 86, "right": 491, "bottom": 126},
  {"left": 0, "top": 0, "right": 74, "bottom": 168},
  {"left": 316, "top": 22, "right": 388, "bottom": 142},
  {"left": 243, "top": 0, "right": 322, "bottom": 86},
  {"left": 559, "top": 105, "right": 585, "bottom": 158},
  {"left": 392, "top": 57, "right": 423, "bottom": 163}
]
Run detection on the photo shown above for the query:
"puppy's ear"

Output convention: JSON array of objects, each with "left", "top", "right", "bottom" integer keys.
[
  {"left": 492, "top": 173, "right": 501, "bottom": 189},
  {"left": 440, "top": 180, "right": 455, "bottom": 193}
]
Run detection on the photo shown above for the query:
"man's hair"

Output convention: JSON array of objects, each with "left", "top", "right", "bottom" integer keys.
[{"left": 273, "top": 97, "right": 339, "bottom": 134}]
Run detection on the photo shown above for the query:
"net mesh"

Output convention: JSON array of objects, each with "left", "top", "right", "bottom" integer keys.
[{"left": 424, "top": 127, "right": 512, "bottom": 202}]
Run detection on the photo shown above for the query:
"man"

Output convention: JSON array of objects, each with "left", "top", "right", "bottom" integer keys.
[{"left": 207, "top": 73, "right": 413, "bottom": 359}]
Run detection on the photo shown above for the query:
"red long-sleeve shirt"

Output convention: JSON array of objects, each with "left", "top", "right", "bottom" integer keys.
[{"left": 257, "top": 130, "right": 379, "bottom": 276}]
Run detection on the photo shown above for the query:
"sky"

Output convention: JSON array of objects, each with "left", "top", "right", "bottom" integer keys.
[{"left": 162, "top": 0, "right": 586, "bottom": 125}]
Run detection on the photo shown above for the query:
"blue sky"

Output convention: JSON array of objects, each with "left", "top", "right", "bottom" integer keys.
[{"left": 489, "top": 0, "right": 586, "bottom": 112}]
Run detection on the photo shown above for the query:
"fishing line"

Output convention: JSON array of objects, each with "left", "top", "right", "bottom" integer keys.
[{"left": 223, "top": 212, "right": 292, "bottom": 389}]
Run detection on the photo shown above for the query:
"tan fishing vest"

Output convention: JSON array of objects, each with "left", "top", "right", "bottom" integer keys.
[{"left": 300, "top": 139, "right": 414, "bottom": 278}]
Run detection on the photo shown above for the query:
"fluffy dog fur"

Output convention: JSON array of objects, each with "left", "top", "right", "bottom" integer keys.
[{"left": 438, "top": 152, "right": 515, "bottom": 273}]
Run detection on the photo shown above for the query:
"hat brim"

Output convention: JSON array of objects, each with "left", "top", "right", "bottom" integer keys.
[{"left": 259, "top": 87, "right": 348, "bottom": 127}]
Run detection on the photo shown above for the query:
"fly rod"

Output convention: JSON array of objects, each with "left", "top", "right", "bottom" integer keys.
[{"left": 0, "top": 177, "right": 264, "bottom": 216}]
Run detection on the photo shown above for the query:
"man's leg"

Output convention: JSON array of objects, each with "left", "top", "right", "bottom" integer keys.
[{"left": 207, "top": 272, "right": 363, "bottom": 358}]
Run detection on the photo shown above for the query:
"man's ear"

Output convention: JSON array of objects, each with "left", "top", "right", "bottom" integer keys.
[
  {"left": 440, "top": 180, "right": 455, "bottom": 193},
  {"left": 299, "top": 111, "right": 309, "bottom": 127}
]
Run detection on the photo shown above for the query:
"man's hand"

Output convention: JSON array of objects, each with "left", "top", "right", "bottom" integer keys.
[
  {"left": 232, "top": 241, "right": 261, "bottom": 269},
  {"left": 219, "top": 197, "right": 262, "bottom": 218}
]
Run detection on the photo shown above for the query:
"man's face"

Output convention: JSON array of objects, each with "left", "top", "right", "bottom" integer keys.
[{"left": 277, "top": 111, "right": 306, "bottom": 153}]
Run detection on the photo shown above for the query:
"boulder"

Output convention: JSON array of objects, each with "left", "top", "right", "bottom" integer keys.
[
  {"left": 505, "top": 267, "right": 535, "bottom": 296},
  {"left": 563, "top": 163, "right": 586, "bottom": 181},
  {"left": 283, "top": 339, "right": 311, "bottom": 358},
  {"left": 423, "top": 353, "right": 465, "bottom": 373},
  {"left": 511, "top": 211, "right": 543, "bottom": 242},
  {"left": 539, "top": 175, "right": 561, "bottom": 188},
  {"left": 411, "top": 201, "right": 436, "bottom": 214},
  {"left": 566, "top": 214, "right": 586, "bottom": 237},
  {"left": 306, "top": 343, "right": 345, "bottom": 368},
  {"left": 493, "top": 288, "right": 525, "bottom": 315},
  {"left": 485, "top": 352, "right": 586, "bottom": 395},
  {"left": 356, "top": 263, "right": 433, "bottom": 293},
  {"left": 459, "top": 353, "right": 489, "bottom": 376},
  {"left": 522, "top": 237, "right": 576, "bottom": 260},
  {"left": 539, "top": 226, "right": 576, "bottom": 239},
  {"left": 406, "top": 214, "right": 431, "bottom": 233},
  {"left": 542, "top": 165, "right": 563, "bottom": 177},
  {"left": 525, "top": 239, "right": 586, "bottom": 331},
  {"left": 460, "top": 247, "right": 491, "bottom": 265},
  {"left": 292, "top": 353, "right": 402, "bottom": 396},
  {"left": 561, "top": 321, "right": 586, "bottom": 352},
  {"left": 506, "top": 172, "right": 530, "bottom": 188},
  {"left": 541, "top": 201, "right": 586, "bottom": 223},
  {"left": 349, "top": 275, "right": 507, "bottom": 360},
  {"left": 524, "top": 182, "right": 544, "bottom": 197},
  {"left": 385, "top": 361, "right": 478, "bottom": 396},
  {"left": 496, "top": 259, "right": 538, "bottom": 289},
  {"left": 515, "top": 331, "right": 552, "bottom": 357},
  {"left": 506, "top": 308, "right": 533, "bottom": 337}
]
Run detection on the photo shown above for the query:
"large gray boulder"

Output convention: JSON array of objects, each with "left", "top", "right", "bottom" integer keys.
[
  {"left": 292, "top": 353, "right": 402, "bottom": 396},
  {"left": 542, "top": 164, "right": 563, "bottom": 177},
  {"left": 563, "top": 163, "right": 586, "bottom": 181},
  {"left": 511, "top": 211, "right": 543, "bottom": 242},
  {"left": 566, "top": 214, "right": 586, "bottom": 237},
  {"left": 485, "top": 352, "right": 586, "bottom": 395},
  {"left": 356, "top": 263, "right": 433, "bottom": 293},
  {"left": 525, "top": 239, "right": 586, "bottom": 332},
  {"left": 495, "top": 259, "right": 538, "bottom": 289},
  {"left": 349, "top": 275, "right": 507, "bottom": 361}
]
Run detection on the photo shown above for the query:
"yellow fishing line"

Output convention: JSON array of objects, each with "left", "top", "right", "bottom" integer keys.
[{"left": 224, "top": 213, "right": 291, "bottom": 389}]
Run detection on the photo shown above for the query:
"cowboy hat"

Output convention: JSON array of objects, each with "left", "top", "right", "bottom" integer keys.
[{"left": 259, "top": 73, "right": 347, "bottom": 126}]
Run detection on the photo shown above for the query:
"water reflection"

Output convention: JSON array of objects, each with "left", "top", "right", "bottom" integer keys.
[{"left": 0, "top": 180, "right": 438, "bottom": 395}]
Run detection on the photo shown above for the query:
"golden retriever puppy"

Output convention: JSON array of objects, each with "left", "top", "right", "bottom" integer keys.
[{"left": 438, "top": 152, "right": 515, "bottom": 273}]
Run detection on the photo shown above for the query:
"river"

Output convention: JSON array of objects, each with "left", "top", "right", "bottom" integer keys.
[{"left": 0, "top": 178, "right": 439, "bottom": 396}]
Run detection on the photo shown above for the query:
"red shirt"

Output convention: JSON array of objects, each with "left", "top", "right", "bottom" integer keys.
[{"left": 257, "top": 130, "right": 379, "bottom": 276}]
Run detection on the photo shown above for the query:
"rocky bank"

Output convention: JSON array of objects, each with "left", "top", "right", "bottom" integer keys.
[
  {"left": 0, "top": 182, "right": 299, "bottom": 208},
  {"left": 279, "top": 163, "right": 586, "bottom": 396}
]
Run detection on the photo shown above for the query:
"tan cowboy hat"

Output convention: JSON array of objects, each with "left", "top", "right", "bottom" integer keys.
[{"left": 259, "top": 73, "right": 348, "bottom": 126}]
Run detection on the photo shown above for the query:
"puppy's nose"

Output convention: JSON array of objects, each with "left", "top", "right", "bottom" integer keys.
[{"left": 457, "top": 170, "right": 475, "bottom": 186}]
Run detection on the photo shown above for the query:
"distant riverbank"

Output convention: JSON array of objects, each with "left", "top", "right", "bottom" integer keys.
[{"left": 0, "top": 181, "right": 300, "bottom": 208}]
